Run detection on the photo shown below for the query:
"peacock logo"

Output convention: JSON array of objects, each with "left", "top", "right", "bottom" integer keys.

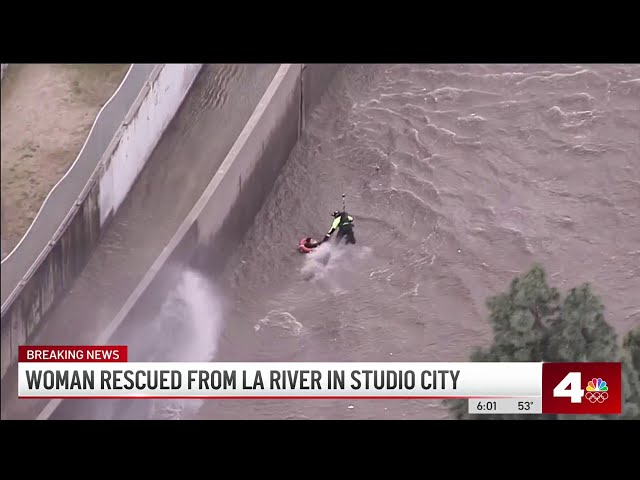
[{"left": 585, "top": 377, "right": 608, "bottom": 403}]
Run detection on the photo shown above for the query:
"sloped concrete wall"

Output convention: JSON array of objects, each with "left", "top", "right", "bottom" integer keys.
[
  {"left": 75, "top": 64, "right": 340, "bottom": 363},
  {"left": 0, "top": 64, "right": 203, "bottom": 378}
]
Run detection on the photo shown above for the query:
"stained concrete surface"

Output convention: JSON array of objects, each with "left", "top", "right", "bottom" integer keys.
[
  {"left": 0, "top": 64, "right": 280, "bottom": 419},
  {"left": 0, "top": 64, "right": 129, "bottom": 254}
]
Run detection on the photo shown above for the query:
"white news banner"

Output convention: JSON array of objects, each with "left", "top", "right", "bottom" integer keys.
[
  {"left": 18, "top": 362, "right": 543, "bottom": 398},
  {"left": 468, "top": 397, "right": 542, "bottom": 414}
]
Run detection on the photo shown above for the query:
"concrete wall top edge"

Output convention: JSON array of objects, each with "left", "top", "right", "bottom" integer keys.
[
  {"left": 0, "top": 64, "right": 159, "bottom": 312},
  {"left": 0, "top": 65, "right": 204, "bottom": 383}
]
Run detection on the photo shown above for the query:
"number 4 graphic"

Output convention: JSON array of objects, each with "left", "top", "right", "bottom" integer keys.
[{"left": 553, "top": 371, "right": 584, "bottom": 403}]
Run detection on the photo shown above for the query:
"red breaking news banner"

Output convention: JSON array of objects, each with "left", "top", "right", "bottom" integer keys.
[
  {"left": 542, "top": 362, "right": 622, "bottom": 415},
  {"left": 18, "top": 346, "right": 128, "bottom": 362}
]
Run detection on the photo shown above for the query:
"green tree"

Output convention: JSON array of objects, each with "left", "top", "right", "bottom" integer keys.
[
  {"left": 448, "top": 264, "right": 640, "bottom": 420},
  {"left": 448, "top": 264, "right": 559, "bottom": 420},
  {"left": 484, "top": 263, "right": 560, "bottom": 363},
  {"left": 621, "top": 327, "right": 640, "bottom": 419},
  {"left": 623, "top": 326, "right": 640, "bottom": 373}
]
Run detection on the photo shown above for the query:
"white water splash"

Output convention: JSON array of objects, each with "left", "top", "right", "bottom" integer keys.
[
  {"left": 255, "top": 310, "right": 304, "bottom": 336},
  {"left": 300, "top": 242, "right": 372, "bottom": 284},
  {"left": 148, "top": 268, "right": 224, "bottom": 420}
]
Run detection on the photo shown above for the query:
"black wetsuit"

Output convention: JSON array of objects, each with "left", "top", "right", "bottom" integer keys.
[{"left": 326, "top": 212, "right": 356, "bottom": 245}]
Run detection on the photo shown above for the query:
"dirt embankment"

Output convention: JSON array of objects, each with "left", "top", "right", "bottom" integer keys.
[{"left": 1, "top": 64, "right": 130, "bottom": 258}]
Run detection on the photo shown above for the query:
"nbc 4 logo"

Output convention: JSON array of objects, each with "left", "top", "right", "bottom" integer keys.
[
  {"left": 543, "top": 362, "right": 621, "bottom": 414},
  {"left": 553, "top": 373, "right": 609, "bottom": 404},
  {"left": 585, "top": 377, "right": 609, "bottom": 403}
]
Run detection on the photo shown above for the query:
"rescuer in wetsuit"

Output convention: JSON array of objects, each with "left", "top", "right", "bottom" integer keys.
[{"left": 321, "top": 210, "right": 356, "bottom": 245}]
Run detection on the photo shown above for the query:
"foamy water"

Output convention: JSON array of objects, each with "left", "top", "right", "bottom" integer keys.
[
  {"left": 148, "top": 269, "right": 224, "bottom": 419},
  {"left": 51, "top": 267, "right": 225, "bottom": 420}
]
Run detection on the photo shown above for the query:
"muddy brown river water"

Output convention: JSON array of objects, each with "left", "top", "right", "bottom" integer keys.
[{"left": 50, "top": 64, "right": 640, "bottom": 420}]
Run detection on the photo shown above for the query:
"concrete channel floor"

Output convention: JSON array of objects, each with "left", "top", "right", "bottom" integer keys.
[{"left": 1, "top": 64, "right": 280, "bottom": 419}]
